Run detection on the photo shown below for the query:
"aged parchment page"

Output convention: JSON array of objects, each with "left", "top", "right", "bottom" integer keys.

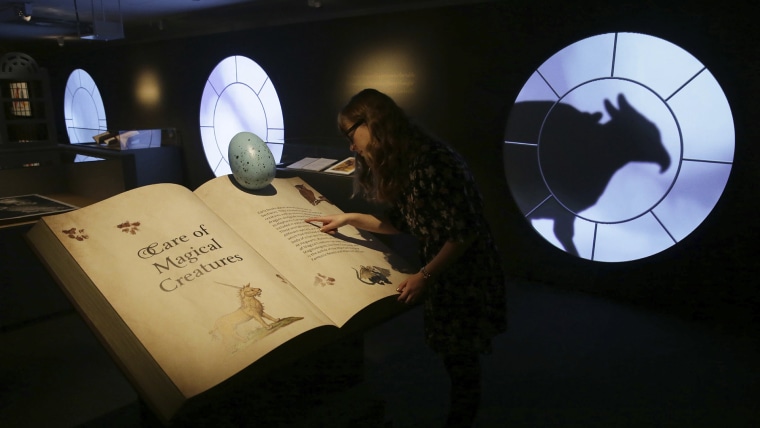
[
  {"left": 195, "top": 176, "right": 413, "bottom": 327},
  {"left": 34, "top": 183, "right": 334, "bottom": 401}
]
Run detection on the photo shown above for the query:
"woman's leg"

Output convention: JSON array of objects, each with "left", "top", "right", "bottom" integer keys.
[{"left": 442, "top": 352, "right": 481, "bottom": 428}]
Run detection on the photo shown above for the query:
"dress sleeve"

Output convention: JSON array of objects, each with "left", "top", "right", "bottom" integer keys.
[
  {"left": 386, "top": 205, "right": 409, "bottom": 234},
  {"left": 416, "top": 148, "right": 483, "bottom": 244}
]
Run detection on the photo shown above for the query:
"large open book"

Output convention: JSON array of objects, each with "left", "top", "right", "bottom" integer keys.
[{"left": 26, "top": 176, "right": 414, "bottom": 423}]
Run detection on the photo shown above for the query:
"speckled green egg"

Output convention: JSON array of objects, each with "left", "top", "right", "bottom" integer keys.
[{"left": 228, "top": 132, "right": 276, "bottom": 190}]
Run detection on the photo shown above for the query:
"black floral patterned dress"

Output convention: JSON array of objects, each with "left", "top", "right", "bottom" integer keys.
[{"left": 387, "top": 139, "right": 507, "bottom": 355}]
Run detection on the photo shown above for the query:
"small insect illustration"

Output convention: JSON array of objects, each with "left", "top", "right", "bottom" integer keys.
[
  {"left": 62, "top": 227, "right": 88, "bottom": 241},
  {"left": 353, "top": 265, "right": 392, "bottom": 285},
  {"left": 117, "top": 220, "right": 141, "bottom": 234},
  {"left": 313, "top": 273, "right": 336, "bottom": 287}
]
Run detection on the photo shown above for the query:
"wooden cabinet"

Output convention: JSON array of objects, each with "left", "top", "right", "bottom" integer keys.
[{"left": 0, "top": 52, "right": 57, "bottom": 148}]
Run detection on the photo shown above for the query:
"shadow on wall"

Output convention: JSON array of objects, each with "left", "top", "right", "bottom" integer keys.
[{"left": 506, "top": 94, "right": 671, "bottom": 256}]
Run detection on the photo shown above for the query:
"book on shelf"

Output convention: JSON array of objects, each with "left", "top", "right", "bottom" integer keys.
[
  {"left": 285, "top": 157, "right": 338, "bottom": 171},
  {"left": 25, "top": 175, "right": 414, "bottom": 423}
]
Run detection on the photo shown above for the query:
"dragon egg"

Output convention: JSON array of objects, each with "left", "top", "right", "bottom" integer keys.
[{"left": 228, "top": 132, "right": 276, "bottom": 190}]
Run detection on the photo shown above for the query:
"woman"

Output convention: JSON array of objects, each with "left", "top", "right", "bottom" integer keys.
[{"left": 306, "top": 88, "right": 506, "bottom": 427}]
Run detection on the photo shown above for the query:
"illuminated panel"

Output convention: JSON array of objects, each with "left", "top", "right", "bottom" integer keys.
[
  {"left": 199, "top": 56, "right": 284, "bottom": 176},
  {"left": 504, "top": 32, "right": 735, "bottom": 262},
  {"left": 64, "top": 69, "right": 107, "bottom": 162},
  {"left": 9, "top": 82, "right": 31, "bottom": 116}
]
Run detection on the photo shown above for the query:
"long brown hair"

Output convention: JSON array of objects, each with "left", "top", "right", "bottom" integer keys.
[{"left": 338, "top": 89, "right": 420, "bottom": 203}]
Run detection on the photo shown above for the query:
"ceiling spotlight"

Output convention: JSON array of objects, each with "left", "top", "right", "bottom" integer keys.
[{"left": 307, "top": 0, "right": 322, "bottom": 8}]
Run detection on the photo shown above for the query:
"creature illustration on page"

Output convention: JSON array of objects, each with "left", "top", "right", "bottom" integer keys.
[
  {"left": 353, "top": 265, "right": 392, "bottom": 285},
  {"left": 313, "top": 273, "right": 336, "bottom": 287},
  {"left": 295, "top": 184, "right": 331, "bottom": 206},
  {"left": 209, "top": 281, "right": 303, "bottom": 353}
]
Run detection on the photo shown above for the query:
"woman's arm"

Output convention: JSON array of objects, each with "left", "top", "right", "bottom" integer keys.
[
  {"left": 305, "top": 213, "right": 401, "bottom": 235},
  {"left": 421, "top": 235, "right": 476, "bottom": 280},
  {"left": 396, "top": 235, "right": 476, "bottom": 304}
]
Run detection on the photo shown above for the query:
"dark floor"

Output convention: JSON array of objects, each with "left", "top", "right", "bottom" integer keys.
[
  {"left": 368, "top": 281, "right": 760, "bottom": 427},
  {"left": 2, "top": 272, "right": 759, "bottom": 427}
]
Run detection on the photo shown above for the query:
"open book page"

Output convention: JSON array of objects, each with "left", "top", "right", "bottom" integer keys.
[
  {"left": 194, "top": 176, "right": 413, "bottom": 327},
  {"left": 36, "top": 183, "right": 335, "bottom": 398}
]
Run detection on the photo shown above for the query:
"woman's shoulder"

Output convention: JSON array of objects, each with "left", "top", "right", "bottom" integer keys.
[{"left": 416, "top": 138, "right": 467, "bottom": 170}]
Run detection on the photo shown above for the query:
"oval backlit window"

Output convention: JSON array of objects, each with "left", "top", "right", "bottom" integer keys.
[{"left": 64, "top": 68, "right": 107, "bottom": 162}]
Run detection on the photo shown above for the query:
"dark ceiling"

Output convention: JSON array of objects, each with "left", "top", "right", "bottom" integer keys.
[{"left": 0, "top": 0, "right": 489, "bottom": 45}]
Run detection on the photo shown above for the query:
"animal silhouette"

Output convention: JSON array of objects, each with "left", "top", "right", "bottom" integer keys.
[{"left": 508, "top": 94, "right": 671, "bottom": 256}]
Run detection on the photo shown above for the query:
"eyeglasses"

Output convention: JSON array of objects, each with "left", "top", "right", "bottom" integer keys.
[{"left": 344, "top": 119, "right": 364, "bottom": 146}]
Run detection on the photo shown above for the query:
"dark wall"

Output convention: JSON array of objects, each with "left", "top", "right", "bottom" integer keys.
[{"left": 6, "top": 0, "right": 759, "bottom": 327}]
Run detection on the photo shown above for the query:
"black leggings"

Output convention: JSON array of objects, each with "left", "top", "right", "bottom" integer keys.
[{"left": 442, "top": 352, "right": 481, "bottom": 428}]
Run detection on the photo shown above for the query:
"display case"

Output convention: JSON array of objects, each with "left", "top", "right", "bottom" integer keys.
[{"left": 0, "top": 142, "right": 184, "bottom": 230}]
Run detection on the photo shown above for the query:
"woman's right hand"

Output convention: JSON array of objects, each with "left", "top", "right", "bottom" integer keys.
[
  {"left": 305, "top": 214, "right": 351, "bottom": 234},
  {"left": 306, "top": 213, "right": 398, "bottom": 235}
]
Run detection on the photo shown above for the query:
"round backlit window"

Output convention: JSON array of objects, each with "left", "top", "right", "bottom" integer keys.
[
  {"left": 199, "top": 56, "right": 284, "bottom": 176},
  {"left": 503, "top": 32, "right": 734, "bottom": 262},
  {"left": 64, "top": 69, "right": 107, "bottom": 162}
]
